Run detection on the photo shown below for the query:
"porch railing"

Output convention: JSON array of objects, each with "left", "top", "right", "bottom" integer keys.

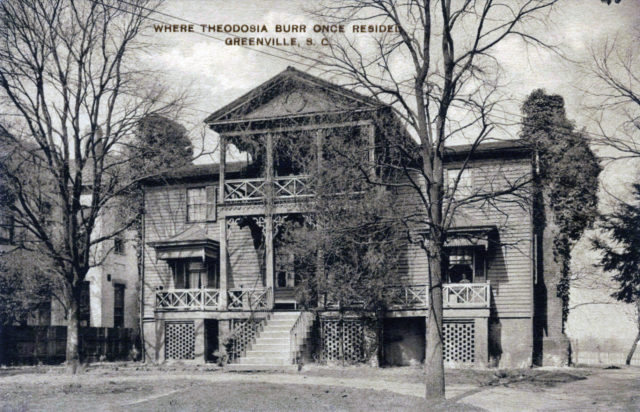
[
  {"left": 443, "top": 283, "right": 490, "bottom": 308},
  {"left": 382, "top": 283, "right": 490, "bottom": 309},
  {"left": 155, "top": 289, "right": 220, "bottom": 310},
  {"left": 227, "top": 287, "right": 272, "bottom": 311},
  {"left": 224, "top": 175, "right": 312, "bottom": 202},
  {"left": 385, "top": 284, "right": 429, "bottom": 308}
]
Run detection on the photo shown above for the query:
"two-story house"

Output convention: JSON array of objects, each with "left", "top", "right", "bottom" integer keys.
[{"left": 140, "top": 67, "right": 567, "bottom": 369}]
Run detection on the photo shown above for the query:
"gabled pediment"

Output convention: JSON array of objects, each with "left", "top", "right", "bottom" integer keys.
[{"left": 205, "top": 67, "right": 383, "bottom": 127}]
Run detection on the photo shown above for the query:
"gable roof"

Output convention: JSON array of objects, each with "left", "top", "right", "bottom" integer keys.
[{"left": 205, "top": 67, "right": 384, "bottom": 127}]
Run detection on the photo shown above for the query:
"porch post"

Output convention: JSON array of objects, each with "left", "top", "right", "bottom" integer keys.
[
  {"left": 265, "top": 215, "right": 274, "bottom": 306},
  {"left": 219, "top": 217, "right": 228, "bottom": 309},
  {"left": 265, "top": 132, "right": 275, "bottom": 308},
  {"left": 219, "top": 135, "right": 226, "bottom": 203}
]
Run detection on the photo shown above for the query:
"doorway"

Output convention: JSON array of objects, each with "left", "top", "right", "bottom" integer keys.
[{"left": 204, "top": 319, "right": 219, "bottom": 363}]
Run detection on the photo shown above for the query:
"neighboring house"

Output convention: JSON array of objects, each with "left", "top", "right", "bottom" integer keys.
[
  {"left": 140, "top": 67, "right": 567, "bottom": 369},
  {"left": 0, "top": 183, "right": 139, "bottom": 331}
]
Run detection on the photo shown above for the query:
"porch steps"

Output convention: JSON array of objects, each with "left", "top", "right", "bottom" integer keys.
[{"left": 226, "top": 311, "right": 312, "bottom": 372}]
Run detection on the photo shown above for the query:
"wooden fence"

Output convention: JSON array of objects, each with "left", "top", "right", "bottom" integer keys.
[{"left": 0, "top": 325, "right": 139, "bottom": 365}]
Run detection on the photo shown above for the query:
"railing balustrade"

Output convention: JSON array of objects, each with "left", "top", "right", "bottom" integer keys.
[
  {"left": 227, "top": 287, "right": 272, "bottom": 311},
  {"left": 382, "top": 283, "right": 490, "bottom": 309},
  {"left": 385, "top": 284, "right": 429, "bottom": 308},
  {"left": 289, "top": 311, "right": 315, "bottom": 364},
  {"left": 224, "top": 175, "right": 312, "bottom": 202},
  {"left": 155, "top": 289, "right": 220, "bottom": 310},
  {"left": 443, "top": 283, "right": 490, "bottom": 308}
]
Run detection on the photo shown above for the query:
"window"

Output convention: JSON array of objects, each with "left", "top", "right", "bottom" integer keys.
[
  {"left": 444, "top": 247, "right": 485, "bottom": 283},
  {"left": 187, "top": 188, "right": 207, "bottom": 222},
  {"left": 276, "top": 251, "right": 296, "bottom": 288},
  {"left": 172, "top": 259, "right": 218, "bottom": 289},
  {"left": 446, "top": 168, "right": 473, "bottom": 200},
  {"left": 113, "top": 284, "right": 125, "bottom": 328},
  {"left": 79, "top": 281, "right": 91, "bottom": 326},
  {"left": 114, "top": 236, "right": 125, "bottom": 255}
]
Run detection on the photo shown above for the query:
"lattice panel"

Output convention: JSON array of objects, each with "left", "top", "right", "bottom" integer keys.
[
  {"left": 165, "top": 322, "right": 195, "bottom": 360},
  {"left": 443, "top": 321, "right": 475, "bottom": 363},
  {"left": 229, "top": 319, "right": 260, "bottom": 360},
  {"left": 321, "top": 319, "right": 364, "bottom": 363}
]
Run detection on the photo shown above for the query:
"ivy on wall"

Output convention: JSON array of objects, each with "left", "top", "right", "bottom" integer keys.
[{"left": 521, "top": 89, "right": 601, "bottom": 325}]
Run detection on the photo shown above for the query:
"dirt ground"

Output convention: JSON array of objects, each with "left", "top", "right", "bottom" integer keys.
[{"left": 0, "top": 363, "right": 638, "bottom": 411}]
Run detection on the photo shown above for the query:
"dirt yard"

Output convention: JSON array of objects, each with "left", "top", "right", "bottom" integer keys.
[{"left": 0, "top": 363, "right": 638, "bottom": 411}]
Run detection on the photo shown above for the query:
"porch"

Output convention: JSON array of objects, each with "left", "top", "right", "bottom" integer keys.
[{"left": 154, "top": 283, "right": 491, "bottom": 312}]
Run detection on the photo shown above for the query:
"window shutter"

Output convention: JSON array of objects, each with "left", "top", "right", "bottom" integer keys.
[{"left": 206, "top": 186, "right": 217, "bottom": 222}]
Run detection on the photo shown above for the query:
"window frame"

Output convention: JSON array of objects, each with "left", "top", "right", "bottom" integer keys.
[
  {"left": 445, "top": 167, "right": 474, "bottom": 201},
  {"left": 444, "top": 246, "right": 486, "bottom": 284},
  {"left": 171, "top": 259, "right": 219, "bottom": 289},
  {"left": 113, "top": 236, "right": 125, "bottom": 255},
  {"left": 113, "top": 283, "right": 125, "bottom": 328},
  {"left": 186, "top": 187, "right": 207, "bottom": 223}
]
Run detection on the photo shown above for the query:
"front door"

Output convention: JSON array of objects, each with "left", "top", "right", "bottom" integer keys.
[{"left": 275, "top": 251, "right": 296, "bottom": 308}]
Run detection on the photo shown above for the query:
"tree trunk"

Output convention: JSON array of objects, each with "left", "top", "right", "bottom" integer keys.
[
  {"left": 425, "top": 241, "right": 445, "bottom": 401},
  {"left": 626, "top": 301, "right": 640, "bottom": 366},
  {"left": 65, "top": 297, "right": 80, "bottom": 374}
]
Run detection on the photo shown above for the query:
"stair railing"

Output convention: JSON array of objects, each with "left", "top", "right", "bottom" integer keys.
[{"left": 289, "top": 311, "right": 315, "bottom": 364}]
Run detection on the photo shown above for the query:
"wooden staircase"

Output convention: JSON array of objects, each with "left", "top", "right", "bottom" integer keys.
[{"left": 226, "top": 311, "right": 314, "bottom": 372}]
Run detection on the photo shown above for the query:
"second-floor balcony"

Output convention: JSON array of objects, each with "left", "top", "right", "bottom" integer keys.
[{"left": 224, "top": 175, "right": 313, "bottom": 203}]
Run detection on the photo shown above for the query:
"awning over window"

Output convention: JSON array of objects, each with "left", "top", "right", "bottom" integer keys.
[
  {"left": 148, "top": 225, "right": 220, "bottom": 261},
  {"left": 445, "top": 226, "right": 496, "bottom": 250},
  {"left": 419, "top": 225, "right": 496, "bottom": 250}
]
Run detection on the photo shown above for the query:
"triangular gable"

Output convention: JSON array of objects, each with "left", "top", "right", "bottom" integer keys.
[{"left": 205, "top": 67, "right": 383, "bottom": 126}]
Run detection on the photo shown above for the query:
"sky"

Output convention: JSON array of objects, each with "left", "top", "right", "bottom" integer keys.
[{"left": 137, "top": 0, "right": 640, "bottom": 200}]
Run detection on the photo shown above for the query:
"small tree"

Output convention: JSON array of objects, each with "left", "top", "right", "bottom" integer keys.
[
  {"left": 128, "top": 115, "right": 193, "bottom": 177},
  {"left": 0, "top": 249, "right": 58, "bottom": 326},
  {"left": 274, "top": 128, "right": 404, "bottom": 364},
  {"left": 592, "top": 183, "right": 640, "bottom": 365}
]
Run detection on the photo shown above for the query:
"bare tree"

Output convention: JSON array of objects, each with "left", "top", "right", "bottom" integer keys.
[
  {"left": 583, "top": 31, "right": 640, "bottom": 160},
  {"left": 0, "top": 0, "right": 186, "bottom": 372},
  {"left": 300, "top": 0, "right": 559, "bottom": 400}
]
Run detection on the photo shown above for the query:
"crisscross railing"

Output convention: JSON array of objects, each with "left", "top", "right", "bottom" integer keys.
[
  {"left": 223, "top": 175, "right": 312, "bottom": 202},
  {"left": 384, "top": 284, "right": 429, "bottom": 308},
  {"left": 274, "top": 175, "right": 313, "bottom": 198},
  {"left": 224, "top": 178, "right": 267, "bottom": 202},
  {"left": 227, "top": 287, "right": 272, "bottom": 311},
  {"left": 155, "top": 289, "right": 220, "bottom": 310},
  {"left": 443, "top": 283, "right": 490, "bottom": 308}
]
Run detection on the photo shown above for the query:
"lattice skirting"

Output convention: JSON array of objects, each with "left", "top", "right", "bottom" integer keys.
[
  {"left": 229, "top": 319, "right": 261, "bottom": 361},
  {"left": 443, "top": 320, "right": 475, "bottom": 363},
  {"left": 165, "top": 322, "right": 195, "bottom": 360},
  {"left": 320, "top": 318, "right": 364, "bottom": 363}
]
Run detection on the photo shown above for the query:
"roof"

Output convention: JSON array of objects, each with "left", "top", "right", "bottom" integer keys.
[
  {"left": 444, "top": 139, "right": 531, "bottom": 161},
  {"left": 141, "top": 161, "right": 248, "bottom": 185},
  {"left": 205, "top": 66, "right": 385, "bottom": 127}
]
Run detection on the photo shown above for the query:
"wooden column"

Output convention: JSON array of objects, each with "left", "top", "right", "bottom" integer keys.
[
  {"left": 219, "top": 217, "right": 228, "bottom": 309},
  {"left": 219, "top": 135, "right": 226, "bottom": 204},
  {"left": 265, "top": 133, "right": 275, "bottom": 307}
]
